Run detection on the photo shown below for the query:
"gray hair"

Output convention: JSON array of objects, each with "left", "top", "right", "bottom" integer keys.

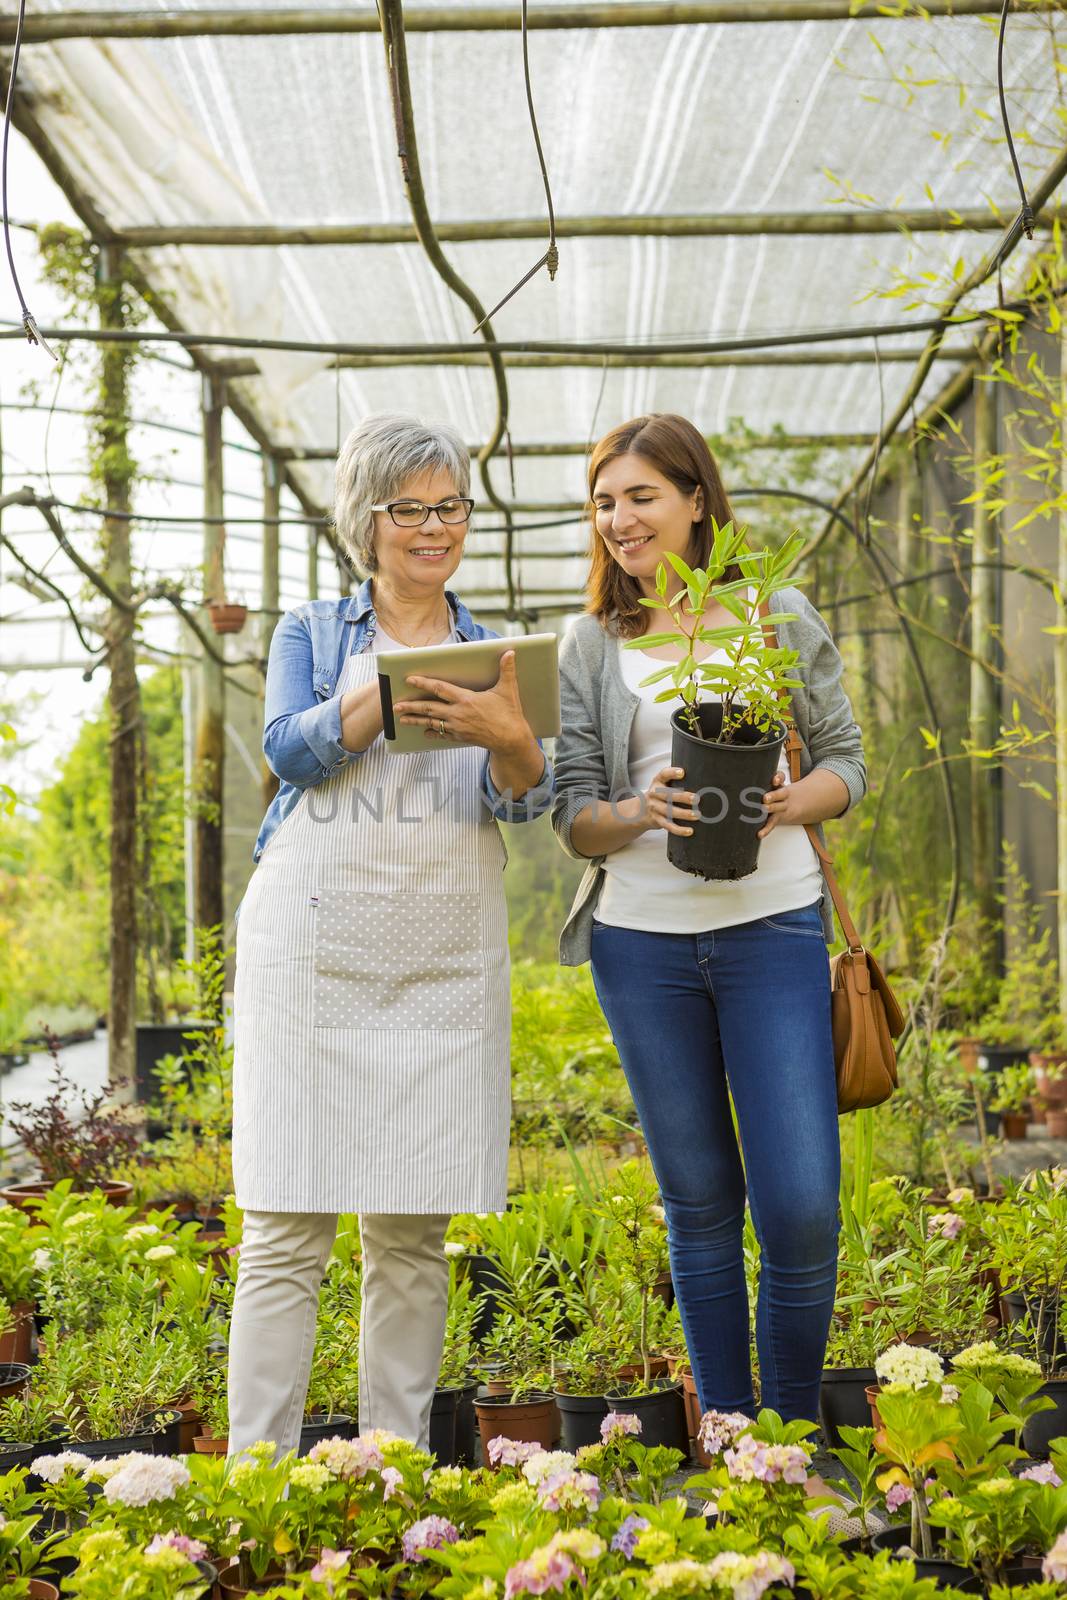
[{"left": 333, "top": 412, "right": 471, "bottom": 573}]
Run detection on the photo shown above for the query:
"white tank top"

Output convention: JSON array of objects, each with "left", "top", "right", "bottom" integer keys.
[{"left": 596, "top": 638, "right": 823, "bottom": 934}]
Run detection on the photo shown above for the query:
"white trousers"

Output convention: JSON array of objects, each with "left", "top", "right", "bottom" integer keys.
[{"left": 227, "top": 1210, "right": 450, "bottom": 1457}]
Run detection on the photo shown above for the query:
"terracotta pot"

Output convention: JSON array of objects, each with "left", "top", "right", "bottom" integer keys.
[
  {"left": 679, "top": 1372, "right": 708, "bottom": 1464},
  {"left": 1046, "top": 1107, "right": 1067, "bottom": 1138},
  {"left": 28, "top": 1582, "right": 61, "bottom": 1600},
  {"left": 0, "top": 1301, "right": 33, "bottom": 1365},
  {"left": 174, "top": 1398, "right": 204, "bottom": 1454},
  {"left": 1000, "top": 1111, "right": 1030, "bottom": 1141},
  {"left": 475, "top": 1394, "right": 560, "bottom": 1459},
  {"left": 485, "top": 1378, "right": 511, "bottom": 1397},
  {"left": 612, "top": 1356, "right": 670, "bottom": 1382},
  {"left": 0, "top": 1180, "right": 134, "bottom": 1211},
  {"left": 865, "top": 1383, "right": 884, "bottom": 1430},
  {"left": 207, "top": 602, "right": 248, "bottom": 636},
  {"left": 193, "top": 1429, "right": 228, "bottom": 1454},
  {"left": 955, "top": 1037, "right": 983, "bottom": 1077}
]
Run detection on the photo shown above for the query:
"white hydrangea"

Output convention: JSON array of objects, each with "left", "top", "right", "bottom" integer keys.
[
  {"left": 124, "top": 1224, "right": 160, "bottom": 1241},
  {"left": 522, "top": 1450, "right": 577, "bottom": 1486},
  {"left": 874, "top": 1343, "right": 945, "bottom": 1391},
  {"left": 102, "top": 1454, "right": 190, "bottom": 1507},
  {"left": 62, "top": 1211, "right": 96, "bottom": 1230},
  {"left": 30, "top": 1452, "right": 95, "bottom": 1483},
  {"left": 32, "top": 1249, "right": 52, "bottom": 1272},
  {"left": 144, "top": 1245, "right": 177, "bottom": 1262}
]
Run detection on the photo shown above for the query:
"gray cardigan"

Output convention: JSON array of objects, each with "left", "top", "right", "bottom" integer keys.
[{"left": 550, "top": 586, "right": 867, "bottom": 965}]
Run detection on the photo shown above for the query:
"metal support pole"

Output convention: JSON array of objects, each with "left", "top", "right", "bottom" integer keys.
[
  {"left": 196, "top": 374, "right": 226, "bottom": 947},
  {"left": 1056, "top": 328, "right": 1067, "bottom": 1025},
  {"left": 969, "top": 374, "right": 1001, "bottom": 945},
  {"left": 307, "top": 525, "right": 319, "bottom": 600},
  {"left": 261, "top": 455, "right": 281, "bottom": 812}
]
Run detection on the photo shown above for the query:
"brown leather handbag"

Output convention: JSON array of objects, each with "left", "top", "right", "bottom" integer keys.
[{"left": 762, "top": 608, "right": 904, "bottom": 1111}]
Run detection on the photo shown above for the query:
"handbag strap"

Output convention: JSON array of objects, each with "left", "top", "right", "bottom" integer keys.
[{"left": 757, "top": 601, "right": 865, "bottom": 954}]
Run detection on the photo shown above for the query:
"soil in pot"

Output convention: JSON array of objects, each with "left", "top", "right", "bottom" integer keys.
[
  {"left": 666, "top": 702, "right": 786, "bottom": 882},
  {"left": 871, "top": 1523, "right": 972, "bottom": 1588},
  {"left": 603, "top": 1381, "right": 689, "bottom": 1454},
  {"left": 1022, "top": 1377, "right": 1067, "bottom": 1459},
  {"left": 0, "top": 1363, "right": 31, "bottom": 1401},
  {"left": 474, "top": 1393, "right": 560, "bottom": 1459},
  {"left": 554, "top": 1391, "right": 612, "bottom": 1452},
  {"left": 819, "top": 1367, "right": 877, "bottom": 1450},
  {"left": 299, "top": 1411, "right": 355, "bottom": 1455},
  {"left": 428, "top": 1387, "right": 461, "bottom": 1466}
]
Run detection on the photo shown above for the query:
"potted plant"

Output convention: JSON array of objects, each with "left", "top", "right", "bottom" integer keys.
[
  {"left": 624, "top": 523, "right": 805, "bottom": 882},
  {"left": 988, "top": 1062, "right": 1034, "bottom": 1142},
  {"left": 2, "top": 1036, "right": 139, "bottom": 1210},
  {"left": 207, "top": 597, "right": 248, "bottom": 636},
  {"left": 0, "top": 1209, "right": 40, "bottom": 1365},
  {"left": 435, "top": 1263, "right": 483, "bottom": 1466},
  {"left": 0, "top": 1506, "right": 61, "bottom": 1600},
  {"left": 191, "top": 1370, "right": 229, "bottom": 1455},
  {"left": 972, "top": 859, "right": 1059, "bottom": 1073}
]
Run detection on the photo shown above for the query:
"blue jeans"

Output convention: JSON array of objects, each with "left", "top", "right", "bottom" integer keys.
[{"left": 590, "top": 902, "right": 840, "bottom": 1424}]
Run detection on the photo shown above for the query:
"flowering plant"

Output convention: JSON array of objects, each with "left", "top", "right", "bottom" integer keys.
[
  {"left": 0, "top": 1507, "right": 58, "bottom": 1595},
  {"left": 30, "top": 1449, "right": 95, "bottom": 1529},
  {"left": 684, "top": 1410, "right": 817, "bottom": 1546},
  {"left": 56, "top": 1530, "right": 210, "bottom": 1600}
]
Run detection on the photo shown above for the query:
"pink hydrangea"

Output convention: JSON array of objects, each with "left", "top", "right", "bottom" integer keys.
[
  {"left": 1021, "top": 1462, "right": 1062, "bottom": 1487},
  {"left": 308, "top": 1436, "right": 384, "bottom": 1479},
  {"left": 310, "top": 1548, "right": 351, "bottom": 1594},
  {"left": 697, "top": 1410, "right": 753, "bottom": 1457},
  {"left": 402, "top": 1516, "right": 460, "bottom": 1563},
  {"left": 885, "top": 1482, "right": 912, "bottom": 1513},
  {"left": 927, "top": 1212, "right": 964, "bottom": 1241},
  {"left": 535, "top": 1471, "right": 601, "bottom": 1514},
  {"left": 488, "top": 1436, "right": 544, "bottom": 1468},
  {"left": 707, "top": 1550, "right": 795, "bottom": 1600},
  {"left": 722, "top": 1434, "right": 809, "bottom": 1486},
  {"left": 1043, "top": 1531, "right": 1067, "bottom": 1584},
  {"left": 504, "top": 1549, "right": 581, "bottom": 1598},
  {"left": 600, "top": 1411, "right": 641, "bottom": 1445},
  {"left": 145, "top": 1534, "right": 208, "bottom": 1562},
  {"left": 381, "top": 1466, "right": 404, "bottom": 1500}
]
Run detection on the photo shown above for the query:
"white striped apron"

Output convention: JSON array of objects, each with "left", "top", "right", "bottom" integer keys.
[{"left": 231, "top": 645, "right": 511, "bottom": 1214}]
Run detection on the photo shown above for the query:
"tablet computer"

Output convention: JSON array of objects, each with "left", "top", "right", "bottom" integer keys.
[{"left": 377, "top": 633, "right": 561, "bottom": 754}]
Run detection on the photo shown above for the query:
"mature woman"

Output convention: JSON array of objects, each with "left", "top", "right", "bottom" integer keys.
[
  {"left": 551, "top": 413, "right": 865, "bottom": 1427},
  {"left": 229, "top": 413, "right": 552, "bottom": 1457}
]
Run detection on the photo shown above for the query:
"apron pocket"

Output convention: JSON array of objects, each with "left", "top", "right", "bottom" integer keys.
[{"left": 312, "top": 889, "right": 485, "bottom": 1031}]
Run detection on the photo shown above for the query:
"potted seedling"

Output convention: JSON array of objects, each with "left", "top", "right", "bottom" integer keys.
[
  {"left": 626, "top": 522, "right": 804, "bottom": 881},
  {"left": 989, "top": 1063, "right": 1033, "bottom": 1142}
]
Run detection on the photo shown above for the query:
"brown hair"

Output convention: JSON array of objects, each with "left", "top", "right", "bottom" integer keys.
[{"left": 584, "top": 413, "right": 740, "bottom": 639}]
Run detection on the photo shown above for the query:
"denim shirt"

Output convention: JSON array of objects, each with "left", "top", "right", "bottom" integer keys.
[{"left": 254, "top": 579, "right": 554, "bottom": 861}]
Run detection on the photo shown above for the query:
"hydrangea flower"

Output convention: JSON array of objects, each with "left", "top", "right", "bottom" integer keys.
[
  {"left": 103, "top": 1454, "right": 191, "bottom": 1507},
  {"left": 145, "top": 1534, "right": 208, "bottom": 1561},
  {"left": 885, "top": 1482, "right": 912, "bottom": 1513},
  {"left": 645, "top": 1559, "right": 717, "bottom": 1594},
  {"left": 308, "top": 1436, "right": 384, "bottom": 1478},
  {"left": 63, "top": 1211, "right": 96, "bottom": 1229},
  {"left": 488, "top": 1437, "right": 543, "bottom": 1468},
  {"left": 874, "top": 1343, "right": 945, "bottom": 1391},
  {"left": 946, "top": 1187, "right": 974, "bottom": 1205},
  {"left": 697, "top": 1410, "right": 753, "bottom": 1457},
  {"left": 32, "top": 1248, "right": 52, "bottom": 1272},
  {"left": 503, "top": 1532, "right": 603, "bottom": 1599},
  {"left": 722, "top": 1434, "right": 810, "bottom": 1485},
  {"left": 1043, "top": 1531, "right": 1067, "bottom": 1584},
  {"left": 1020, "top": 1462, "right": 1062, "bottom": 1486},
  {"left": 310, "top": 1547, "right": 351, "bottom": 1594},
  {"left": 707, "top": 1550, "right": 795, "bottom": 1600},
  {"left": 522, "top": 1451, "right": 577, "bottom": 1486},
  {"left": 402, "top": 1516, "right": 460, "bottom": 1562},
  {"left": 490, "top": 1481, "right": 538, "bottom": 1514},
  {"left": 610, "top": 1514, "right": 650, "bottom": 1557},
  {"left": 77, "top": 1531, "right": 126, "bottom": 1564},
  {"left": 926, "top": 1212, "right": 964, "bottom": 1241},
  {"left": 125, "top": 1224, "right": 160, "bottom": 1241},
  {"left": 535, "top": 1470, "right": 600, "bottom": 1514},
  {"left": 144, "top": 1546, "right": 196, "bottom": 1576},
  {"left": 381, "top": 1465, "right": 404, "bottom": 1500},
  {"left": 30, "top": 1451, "right": 94, "bottom": 1483},
  {"left": 600, "top": 1411, "right": 641, "bottom": 1445},
  {"left": 288, "top": 1460, "right": 332, "bottom": 1491},
  {"left": 444, "top": 1241, "right": 467, "bottom": 1257},
  {"left": 952, "top": 1343, "right": 1042, "bottom": 1378},
  {"left": 144, "top": 1245, "right": 177, "bottom": 1262}
]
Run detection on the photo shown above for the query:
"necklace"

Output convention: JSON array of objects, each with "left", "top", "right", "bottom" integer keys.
[{"left": 374, "top": 602, "right": 453, "bottom": 650}]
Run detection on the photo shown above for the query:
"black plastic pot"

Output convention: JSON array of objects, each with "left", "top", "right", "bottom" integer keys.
[
  {"left": 454, "top": 1378, "right": 479, "bottom": 1466},
  {"left": 975, "top": 1045, "right": 1032, "bottom": 1076},
  {"left": 554, "top": 1391, "right": 612, "bottom": 1452},
  {"left": 1002, "top": 1292, "right": 1066, "bottom": 1374},
  {"left": 70, "top": 1420, "right": 167, "bottom": 1461},
  {"left": 956, "top": 1568, "right": 1048, "bottom": 1592},
  {"left": 429, "top": 1386, "right": 462, "bottom": 1465},
  {"left": 818, "top": 1366, "right": 877, "bottom": 1450},
  {"left": 135, "top": 1021, "right": 211, "bottom": 1104},
  {"left": 1022, "top": 1378, "right": 1067, "bottom": 1459},
  {"left": 871, "top": 1523, "right": 972, "bottom": 1588},
  {"left": 298, "top": 1412, "right": 355, "bottom": 1454},
  {"left": 0, "top": 1362, "right": 31, "bottom": 1400},
  {"left": 463, "top": 1254, "right": 507, "bottom": 1341},
  {"left": 602, "top": 1381, "right": 688, "bottom": 1454},
  {"left": 144, "top": 1408, "right": 183, "bottom": 1456},
  {"left": 666, "top": 703, "right": 785, "bottom": 882},
  {"left": 0, "top": 1440, "right": 37, "bottom": 1474}
]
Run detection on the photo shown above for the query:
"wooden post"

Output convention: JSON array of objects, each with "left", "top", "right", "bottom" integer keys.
[
  {"left": 1057, "top": 328, "right": 1067, "bottom": 1025},
  {"left": 196, "top": 374, "right": 226, "bottom": 944},
  {"left": 98, "top": 245, "right": 139, "bottom": 1100},
  {"left": 261, "top": 454, "right": 281, "bottom": 811},
  {"left": 969, "top": 374, "right": 1001, "bottom": 944}
]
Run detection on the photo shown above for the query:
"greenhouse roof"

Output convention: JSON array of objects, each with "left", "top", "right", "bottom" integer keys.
[{"left": 2, "top": 0, "right": 1065, "bottom": 615}]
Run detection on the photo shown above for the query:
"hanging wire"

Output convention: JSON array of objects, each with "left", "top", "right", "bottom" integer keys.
[
  {"left": 1, "top": 0, "right": 57, "bottom": 361},
  {"left": 996, "top": 0, "right": 1034, "bottom": 241},
  {"left": 472, "top": 0, "right": 558, "bottom": 332}
]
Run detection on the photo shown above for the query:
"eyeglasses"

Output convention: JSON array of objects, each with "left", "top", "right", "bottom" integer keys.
[{"left": 372, "top": 497, "right": 475, "bottom": 528}]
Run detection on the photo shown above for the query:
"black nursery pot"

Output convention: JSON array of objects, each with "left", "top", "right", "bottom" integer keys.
[
  {"left": 429, "top": 1386, "right": 462, "bottom": 1466},
  {"left": 298, "top": 1412, "right": 355, "bottom": 1455},
  {"left": 1022, "top": 1378, "right": 1067, "bottom": 1459},
  {"left": 818, "top": 1366, "right": 877, "bottom": 1450},
  {"left": 666, "top": 703, "right": 786, "bottom": 883},
  {"left": 1003, "top": 1292, "right": 1067, "bottom": 1375},
  {"left": 870, "top": 1523, "right": 972, "bottom": 1588},
  {"left": 602, "top": 1381, "right": 688, "bottom": 1454},
  {"left": 957, "top": 1568, "right": 1049, "bottom": 1592},
  {"left": 554, "top": 1391, "right": 612, "bottom": 1453},
  {"left": 454, "top": 1378, "right": 480, "bottom": 1467}
]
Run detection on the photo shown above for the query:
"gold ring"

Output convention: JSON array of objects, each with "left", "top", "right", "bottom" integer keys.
[{"left": 437, "top": 718, "right": 447, "bottom": 736}]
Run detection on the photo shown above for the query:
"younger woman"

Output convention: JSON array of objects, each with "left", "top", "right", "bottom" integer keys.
[{"left": 551, "top": 413, "right": 866, "bottom": 1424}]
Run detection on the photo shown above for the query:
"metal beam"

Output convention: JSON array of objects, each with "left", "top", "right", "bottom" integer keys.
[
  {"left": 3, "top": 0, "right": 1043, "bottom": 42},
  {"left": 107, "top": 208, "right": 1057, "bottom": 247},
  {"left": 274, "top": 433, "right": 874, "bottom": 462}
]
